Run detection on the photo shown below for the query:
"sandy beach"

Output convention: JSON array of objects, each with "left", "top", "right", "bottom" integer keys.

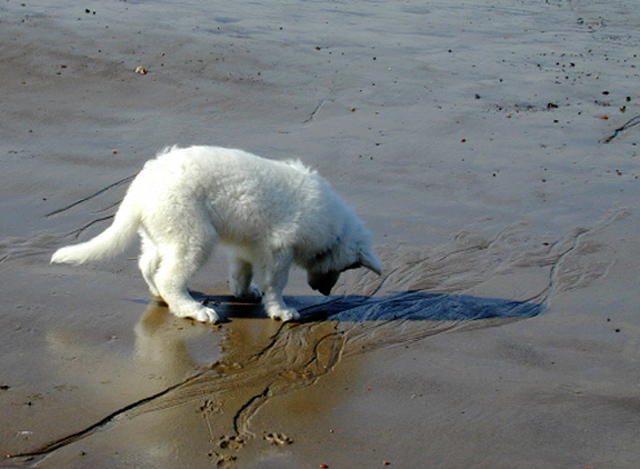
[{"left": 1, "top": 0, "right": 639, "bottom": 467}]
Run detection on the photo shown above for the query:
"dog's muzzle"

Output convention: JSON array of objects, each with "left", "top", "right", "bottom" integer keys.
[{"left": 308, "top": 270, "right": 340, "bottom": 296}]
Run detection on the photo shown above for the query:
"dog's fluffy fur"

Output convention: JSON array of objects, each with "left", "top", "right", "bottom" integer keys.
[{"left": 51, "top": 146, "right": 381, "bottom": 323}]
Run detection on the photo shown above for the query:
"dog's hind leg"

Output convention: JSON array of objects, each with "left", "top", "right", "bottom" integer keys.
[
  {"left": 139, "top": 230, "right": 160, "bottom": 297},
  {"left": 153, "top": 244, "right": 218, "bottom": 323},
  {"left": 151, "top": 220, "right": 219, "bottom": 323},
  {"left": 228, "top": 254, "right": 262, "bottom": 301}
]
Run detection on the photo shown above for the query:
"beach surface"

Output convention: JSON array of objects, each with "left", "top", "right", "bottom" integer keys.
[{"left": 1, "top": 1, "right": 639, "bottom": 467}]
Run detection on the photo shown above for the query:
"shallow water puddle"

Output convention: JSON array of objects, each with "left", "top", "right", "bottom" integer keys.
[{"left": 4, "top": 210, "right": 624, "bottom": 466}]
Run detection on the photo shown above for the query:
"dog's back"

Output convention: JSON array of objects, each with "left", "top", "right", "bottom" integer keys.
[{"left": 134, "top": 146, "right": 324, "bottom": 246}]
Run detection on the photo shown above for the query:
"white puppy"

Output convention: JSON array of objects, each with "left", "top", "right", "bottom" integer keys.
[{"left": 51, "top": 146, "right": 382, "bottom": 323}]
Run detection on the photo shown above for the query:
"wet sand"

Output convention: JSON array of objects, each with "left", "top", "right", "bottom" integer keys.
[{"left": 1, "top": 1, "right": 639, "bottom": 468}]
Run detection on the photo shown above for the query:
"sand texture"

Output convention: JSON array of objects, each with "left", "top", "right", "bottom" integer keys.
[{"left": 1, "top": 1, "right": 639, "bottom": 468}]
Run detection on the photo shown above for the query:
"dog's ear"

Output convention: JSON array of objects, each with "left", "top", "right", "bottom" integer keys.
[{"left": 359, "top": 248, "right": 382, "bottom": 275}]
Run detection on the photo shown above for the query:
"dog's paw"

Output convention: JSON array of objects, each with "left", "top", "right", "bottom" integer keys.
[
  {"left": 175, "top": 304, "right": 219, "bottom": 323},
  {"left": 235, "top": 285, "right": 262, "bottom": 302},
  {"left": 267, "top": 307, "right": 300, "bottom": 322},
  {"left": 195, "top": 306, "right": 219, "bottom": 323}
]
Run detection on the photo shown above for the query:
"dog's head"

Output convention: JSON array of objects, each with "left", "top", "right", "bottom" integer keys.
[
  {"left": 308, "top": 269, "right": 341, "bottom": 296},
  {"left": 307, "top": 245, "right": 382, "bottom": 296}
]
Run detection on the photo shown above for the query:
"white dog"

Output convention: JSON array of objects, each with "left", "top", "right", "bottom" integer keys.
[{"left": 51, "top": 146, "right": 381, "bottom": 323}]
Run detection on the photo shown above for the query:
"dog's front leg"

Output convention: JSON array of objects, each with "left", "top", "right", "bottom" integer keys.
[
  {"left": 228, "top": 254, "right": 262, "bottom": 301},
  {"left": 256, "top": 250, "right": 300, "bottom": 322}
]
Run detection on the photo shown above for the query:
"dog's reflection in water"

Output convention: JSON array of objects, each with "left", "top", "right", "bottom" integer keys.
[
  {"left": 134, "top": 302, "right": 213, "bottom": 379},
  {"left": 133, "top": 299, "right": 286, "bottom": 380}
]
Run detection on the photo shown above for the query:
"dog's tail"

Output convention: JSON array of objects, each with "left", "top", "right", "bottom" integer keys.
[{"left": 51, "top": 194, "right": 141, "bottom": 265}]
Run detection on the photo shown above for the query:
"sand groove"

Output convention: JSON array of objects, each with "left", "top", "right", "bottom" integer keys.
[{"left": 44, "top": 175, "right": 134, "bottom": 219}]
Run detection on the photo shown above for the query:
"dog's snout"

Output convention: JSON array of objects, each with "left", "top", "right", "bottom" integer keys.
[{"left": 308, "top": 270, "right": 339, "bottom": 296}]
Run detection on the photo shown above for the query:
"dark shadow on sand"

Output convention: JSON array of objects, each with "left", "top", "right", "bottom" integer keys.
[{"left": 194, "top": 291, "right": 545, "bottom": 323}]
